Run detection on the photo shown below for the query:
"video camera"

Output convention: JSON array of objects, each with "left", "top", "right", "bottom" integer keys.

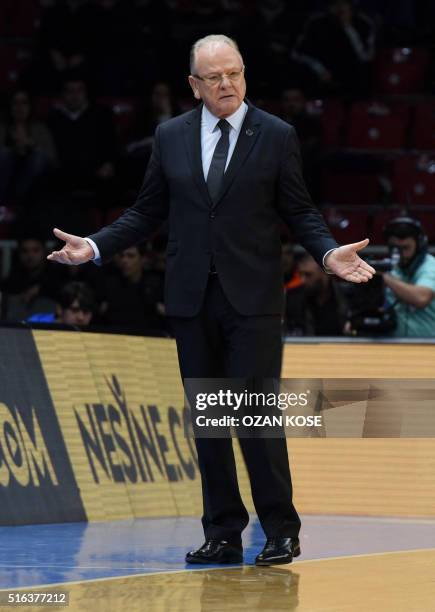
[
  {"left": 365, "top": 245, "right": 401, "bottom": 273},
  {"left": 343, "top": 216, "right": 427, "bottom": 335}
]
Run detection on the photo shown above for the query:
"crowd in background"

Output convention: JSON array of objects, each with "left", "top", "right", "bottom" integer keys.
[{"left": 1, "top": 0, "right": 435, "bottom": 336}]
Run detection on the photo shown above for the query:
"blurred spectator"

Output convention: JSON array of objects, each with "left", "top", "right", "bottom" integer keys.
[
  {"left": 55, "top": 280, "right": 96, "bottom": 326},
  {"left": 236, "top": 0, "right": 309, "bottom": 93},
  {"left": 279, "top": 87, "right": 321, "bottom": 196},
  {"left": 293, "top": 0, "right": 375, "bottom": 96},
  {"left": 0, "top": 234, "right": 64, "bottom": 321},
  {"left": 128, "top": 82, "right": 178, "bottom": 147},
  {"left": 169, "top": 0, "right": 235, "bottom": 92},
  {"left": 48, "top": 76, "right": 120, "bottom": 202},
  {"left": 282, "top": 240, "right": 301, "bottom": 288},
  {"left": 383, "top": 216, "right": 435, "bottom": 337},
  {"left": 133, "top": 0, "right": 172, "bottom": 77},
  {"left": 27, "top": 280, "right": 96, "bottom": 326},
  {"left": 361, "top": 0, "right": 435, "bottom": 46},
  {"left": 0, "top": 91, "right": 57, "bottom": 205},
  {"left": 31, "top": 0, "right": 91, "bottom": 94},
  {"left": 80, "top": 0, "right": 149, "bottom": 95},
  {"left": 279, "top": 87, "right": 321, "bottom": 145},
  {"left": 282, "top": 240, "right": 305, "bottom": 336},
  {"left": 100, "top": 244, "right": 164, "bottom": 333},
  {"left": 124, "top": 82, "right": 180, "bottom": 187},
  {"left": 295, "top": 252, "right": 348, "bottom": 335},
  {"left": 59, "top": 260, "right": 102, "bottom": 287}
]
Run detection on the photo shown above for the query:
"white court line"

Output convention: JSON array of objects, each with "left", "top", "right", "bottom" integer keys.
[
  {"left": 300, "top": 514, "right": 435, "bottom": 525},
  {"left": 0, "top": 566, "right": 177, "bottom": 571},
  {"left": 1, "top": 547, "right": 434, "bottom": 592}
]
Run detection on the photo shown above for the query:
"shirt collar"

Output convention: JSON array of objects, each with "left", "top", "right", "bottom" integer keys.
[{"left": 202, "top": 101, "right": 248, "bottom": 134}]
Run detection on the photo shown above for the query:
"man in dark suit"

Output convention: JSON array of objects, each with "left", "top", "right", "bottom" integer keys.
[{"left": 48, "top": 34, "right": 375, "bottom": 566}]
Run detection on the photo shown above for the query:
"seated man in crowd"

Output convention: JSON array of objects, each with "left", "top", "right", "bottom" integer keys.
[
  {"left": 0, "top": 90, "right": 57, "bottom": 206},
  {"left": 278, "top": 87, "right": 321, "bottom": 197},
  {"left": 383, "top": 216, "right": 435, "bottom": 338},
  {"left": 55, "top": 281, "right": 95, "bottom": 327},
  {"left": 285, "top": 252, "right": 348, "bottom": 336},
  {"left": 292, "top": 0, "right": 375, "bottom": 96},
  {"left": 99, "top": 244, "right": 164, "bottom": 333},
  {"left": 0, "top": 234, "right": 64, "bottom": 321},
  {"left": 48, "top": 75, "right": 120, "bottom": 204},
  {"left": 27, "top": 281, "right": 96, "bottom": 327}
]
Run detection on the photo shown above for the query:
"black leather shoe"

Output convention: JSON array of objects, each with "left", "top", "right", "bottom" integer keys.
[
  {"left": 185, "top": 539, "right": 243, "bottom": 564},
  {"left": 255, "top": 537, "right": 301, "bottom": 566}
]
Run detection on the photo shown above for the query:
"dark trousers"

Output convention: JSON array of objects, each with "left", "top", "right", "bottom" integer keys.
[{"left": 170, "top": 275, "right": 301, "bottom": 544}]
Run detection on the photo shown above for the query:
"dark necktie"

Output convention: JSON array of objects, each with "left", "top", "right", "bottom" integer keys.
[{"left": 206, "top": 119, "right": 231, "bottom": 204}]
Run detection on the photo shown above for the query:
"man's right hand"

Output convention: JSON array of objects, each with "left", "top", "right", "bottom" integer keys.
[{"left": 47, "top": 228, "right": 94, "bottom": 265}]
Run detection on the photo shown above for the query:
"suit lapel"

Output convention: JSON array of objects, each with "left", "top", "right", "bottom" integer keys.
[
  {"left": 212, "top": 102, "right": 262, "bottom": 209},
  {"left": 183, "top": 104, "right": 212, "bottom": 207},
  {"left": 183, "top": 101, "right": 263, "bottom": 209}
]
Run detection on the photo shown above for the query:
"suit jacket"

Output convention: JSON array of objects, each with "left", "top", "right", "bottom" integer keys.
[{"left": 88, "top": 100, "right": 338, "bottom": 317}]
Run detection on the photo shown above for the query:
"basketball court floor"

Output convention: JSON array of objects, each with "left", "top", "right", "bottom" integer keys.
[{"left": 1, "top": 514, "right": 434, "bottom": 611}]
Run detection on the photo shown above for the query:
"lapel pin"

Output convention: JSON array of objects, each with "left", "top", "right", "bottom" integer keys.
[{"left": 245, "top": 128, "right": 254, "bottom": 136}]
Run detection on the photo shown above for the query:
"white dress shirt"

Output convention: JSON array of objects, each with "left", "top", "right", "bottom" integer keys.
[
  {"left": 201, "top": 101, "right": 248, "bottom": 179},
  {"left": 85, "top": 100, "right": 336, "bottom": 268}
]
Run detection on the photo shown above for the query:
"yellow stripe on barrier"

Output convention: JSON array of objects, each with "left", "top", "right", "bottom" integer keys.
[{"left": 33, "top": 330, "right": 254, "bottom": 521}]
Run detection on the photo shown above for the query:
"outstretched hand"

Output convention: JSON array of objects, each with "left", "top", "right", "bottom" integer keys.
[
  {"left": 47, "top": 228, "right": 94, "bottom": 265},
  {"left": 325, "top": 238, "right": 375, "bottom": 283}
]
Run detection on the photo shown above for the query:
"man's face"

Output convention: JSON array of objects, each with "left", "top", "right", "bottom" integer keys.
[
  {"left": 19, "top": 239, "right": 45, "bottom": 271},
  {"left": 63, "top": 81, "right": 87, "bottom": 112},
  {"left": 118, "top": 247, "right": 144, "bottom": 279},
  {"left": 388, "top": 236, "right": 418, "bottom": 266},
  {"left": 298, "top": 257, "right": 325, "bottom": 294},
  {"left": 61, "top": 299, "right": 92, "bottom": 326},
  {"left": 188, "top": 43, "right": 246, "bottom": 118}
]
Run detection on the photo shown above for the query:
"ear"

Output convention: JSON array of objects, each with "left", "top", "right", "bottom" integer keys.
[{"left": 188, "top": 75, "right": 201, "bottom": 100}]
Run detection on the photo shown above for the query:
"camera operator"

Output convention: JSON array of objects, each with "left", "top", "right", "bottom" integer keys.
[{"left": 383, "top": 216, "right": 435, "bottom": 338}]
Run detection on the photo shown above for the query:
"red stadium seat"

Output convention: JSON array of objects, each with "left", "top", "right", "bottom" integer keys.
[
  {"left": 96, "top": 97, "right": 138, "bottom": 143},
  {"left": 322, "top": 172, "right": 380, "bottom": 205},
  {"left": 392, "top": 155, "right": 435, "bottom": 205},
  {"left": 370, "top": 206, "right": 435, "bottom": 244},
  {"left": 412, "top": 102, "right": 435, "bottom": 150},
  {"left": 375, "top": 47, "right": 429, "bottom": 95},
  {"left": 369, "top": 207, "right": 403, "bottom": 244},
  {"left": 322, "top": 206, "right": 369, "bottom": 243},
  {"left": 346, "top": 101, "right": 410, "bottom": 150},
  {"left": 306, "top": 98, "right": 345, "bottom": 147},
  {"left": 412, "top": 210, "right": 435, "bottom": 242}
]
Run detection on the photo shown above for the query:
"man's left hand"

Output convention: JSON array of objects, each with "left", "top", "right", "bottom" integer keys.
[{"left": 325, "top": 239, "right": 375, "bottom": 283}]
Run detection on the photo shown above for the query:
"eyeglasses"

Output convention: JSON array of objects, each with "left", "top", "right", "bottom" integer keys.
[{"left": 193, "top": 66, "right": 245, "bottom": 86}]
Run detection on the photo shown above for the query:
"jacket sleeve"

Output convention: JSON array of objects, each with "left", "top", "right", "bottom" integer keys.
[
  {"left": 276, "top": 125, "right": 338, "bottom": 267},
  {"left": 87, "top": 125, "right": 169, "bottom": 261}
]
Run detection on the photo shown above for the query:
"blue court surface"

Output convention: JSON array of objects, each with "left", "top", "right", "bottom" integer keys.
[{"left": 1, "top": 514, "right": 435, "bottom": 590}]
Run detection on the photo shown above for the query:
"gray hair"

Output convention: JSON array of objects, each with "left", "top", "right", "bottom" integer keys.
[{"left": 190, "top": 34, "right": 243, "bottom": 74}]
